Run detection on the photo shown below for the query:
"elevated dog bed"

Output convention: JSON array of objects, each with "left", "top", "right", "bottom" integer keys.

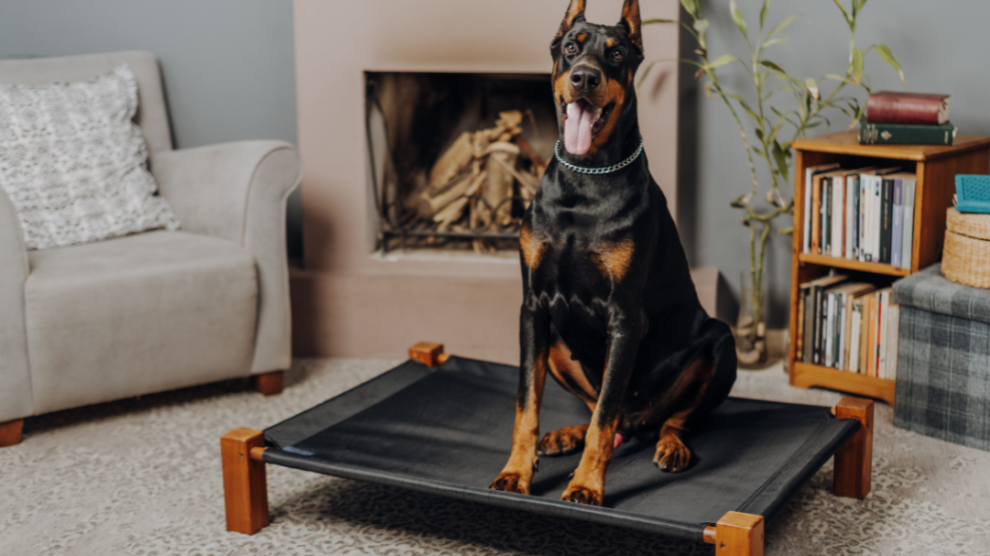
[{"left": 221, "top": 343, "right": 874, "bottom": 556}]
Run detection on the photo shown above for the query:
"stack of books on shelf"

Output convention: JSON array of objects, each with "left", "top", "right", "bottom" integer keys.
[
  {"left": 801, "top": 164, "right": 916, "bottom": 269},
  {"left": 859, "top": 91, "right": 954, "bottom": 145},
  {"left": 796, "top": 274, "right": 899, "bottom": 380}
]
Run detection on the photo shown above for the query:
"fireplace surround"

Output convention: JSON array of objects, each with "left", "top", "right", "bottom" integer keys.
[{"left": 291, "top": 0, "right": 696, "bottom": 361}]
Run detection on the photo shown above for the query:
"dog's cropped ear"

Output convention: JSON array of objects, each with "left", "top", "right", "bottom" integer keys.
[
  {"left": 619, "top": 0, "right": 643, "bottom": 54},
  {"left": 552, "top": 0, "right": 586, "bottom": 48}
]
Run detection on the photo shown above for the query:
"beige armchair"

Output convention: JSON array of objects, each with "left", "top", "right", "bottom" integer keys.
[{"left": 0, "top": 51, "right": 302, "bottom": 446}]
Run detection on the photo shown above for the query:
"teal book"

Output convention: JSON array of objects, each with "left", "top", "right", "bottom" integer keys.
[{"left": 859, "top": 121, "right": 956, "bottom": 145}]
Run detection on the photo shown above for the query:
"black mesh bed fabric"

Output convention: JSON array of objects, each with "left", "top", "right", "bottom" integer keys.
[{"left": 263, "top": 356, "right": 859, "bottom": 543}]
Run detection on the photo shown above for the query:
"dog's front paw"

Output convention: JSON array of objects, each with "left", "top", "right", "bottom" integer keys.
[
  {"left": 490, "top": 471, "right": 531, "bottom": 495},
  {"left": 654, "top": 437, "right": 691, "bottom": 473},
  {"left": 561, "top": 484, "right": 603, "bottom": 506},
  {"left": 537, "top": 424, "right": 588, "bottom": 456}
]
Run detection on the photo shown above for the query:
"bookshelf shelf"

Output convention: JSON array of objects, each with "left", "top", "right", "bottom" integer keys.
[
  {"left": 789, "top": 131, "right": 990, "bottom": 405},
  {"left": 797, "top": 253, "right": 911, "bottom": 277}
]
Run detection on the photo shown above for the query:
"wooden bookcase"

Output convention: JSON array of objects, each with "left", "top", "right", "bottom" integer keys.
[{"left": 788, "top": 131, "right": 990, "bottom": 405}]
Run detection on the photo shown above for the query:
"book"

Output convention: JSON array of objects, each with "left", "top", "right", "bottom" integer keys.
[
  {"left": 880, "top": 178, "right": 894, "bottom": 264},
  {"left": 900, "top": 176, "right": 917, "bottom": 270},
  {"left": 866, "top": 293, "right": 878, "bottom": 377},
  {"left": 832, "top": 173, "right": 845, "bottom": 258},
  {"left": 849, "top": 299, "right": 863, "bottom": 372},
  {"left": 803, "top": 290, "right": 814, "bottom": 362},
  {"left": 827, "top": 283, "right": 875, "bottom": 371},
  {"left": 824, "top": 177, "right": 833, "bottom": 255},
  {"left": 825, "top": 291, "right": 836, "bottom": 368},
  {"left": 872, "top": 174, "right": 882, "bottom": 262},
  {"left": 891, "top": 180, "right": 904, "bottom": 268},
  {"left": 835, "top": 283, "right": 876, "bottom": 370},
  {"left": 796, "top": 292, "right": 805, "bottom": 358},
  {"left": 858, "top": 294, "right": 873, "bottom": 374},
  {"left": 811, "top": 173, "right": 823, "bottom": 254},
  {"left": 802, "top": 274, "right": 848, "bottom": 364},
  {"left": 867, "top": 91, "right": 950, "bottom": 125},
  {"left": 877, "top": 290, "right": 888, "bottom": 378},
  {"left": 802, "top": 163, "right": 841, "bottom": 254},
  {"left": 811, "top": 170, "right": 846, "bottom": 255},
  {"left": 846, "top": 174, "right": 856, "bottom": 259},
  {"left": 859, "top": 173, "right": 871, "bottom": 261},
  {"left": 859, "top": 121, "right": 956, "bottom": 146}
]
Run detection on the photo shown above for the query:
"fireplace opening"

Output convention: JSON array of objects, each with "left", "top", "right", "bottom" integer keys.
[{"left": 366, "top": 72, "right": 558, "bottom": 256}]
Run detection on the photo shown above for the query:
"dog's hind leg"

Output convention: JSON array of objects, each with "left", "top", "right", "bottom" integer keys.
[{"left": 654, "top": 323, "right": 737, "bottom": 472}]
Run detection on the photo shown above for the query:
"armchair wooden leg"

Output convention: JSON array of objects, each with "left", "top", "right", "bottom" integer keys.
[
  {"left": 0, "top": 419, "right": 24, "bottom": 448},
  {"left": 703, "top": 511, "right": 764, "bottom": 556},
  {"left": 221, "top": 428, "right": 270, "bottom": 534},
  {"left": 251, "top": 371, "right": 284, "bottom": 396},
  {"left": 832, "top": 397, "right": 874, "bottom": 499},
  {"left": 409, "top": 341, "right": 449, "bottom": 368}
]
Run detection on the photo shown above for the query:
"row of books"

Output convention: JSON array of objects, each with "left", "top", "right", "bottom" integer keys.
[
  {"left": 859, "top": 91, "right": 954, "bottom": 146},
  {"left": 796, "top": 274, "right": 899, "bottom": 380},
  {"left": 800, "top": 163, "right": 916, "bottom": 269}
]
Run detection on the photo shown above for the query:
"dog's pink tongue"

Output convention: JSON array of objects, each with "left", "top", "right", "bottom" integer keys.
[
  {"left": 614, "top": 433, "right": 624, "bottom": 449},
  {"left": 565, "top": 102, "right": 595, "bottom": 155}
]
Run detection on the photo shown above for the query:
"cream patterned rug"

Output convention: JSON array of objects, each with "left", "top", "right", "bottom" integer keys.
[{"left": 2, "top": 358, "right": 989, "bottom": 556}]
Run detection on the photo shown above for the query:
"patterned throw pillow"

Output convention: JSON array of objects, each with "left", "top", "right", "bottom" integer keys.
[{"left": 0, "top": 64, "right": 179, "bottom": 250}]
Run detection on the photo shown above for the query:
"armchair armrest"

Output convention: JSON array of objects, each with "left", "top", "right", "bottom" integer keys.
[
  {"left": 0, "top": 186, "right": 35, "bottom": 422},
  {"left": 153, "top": 141, "right": 303, "bottom": 374}
]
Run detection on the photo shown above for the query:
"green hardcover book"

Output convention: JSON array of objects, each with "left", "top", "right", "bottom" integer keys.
[{"left": 859, "top": 121, "right": 956, "bottom": 145}]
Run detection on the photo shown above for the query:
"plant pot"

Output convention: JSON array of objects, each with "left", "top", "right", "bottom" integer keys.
[{"left": 735, "top": 271, "right": 768, "bottom": 368}]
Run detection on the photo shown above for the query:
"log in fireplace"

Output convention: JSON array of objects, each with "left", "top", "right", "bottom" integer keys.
[{"left": 366, "top": 72, "right": 558, "bottom": 255}]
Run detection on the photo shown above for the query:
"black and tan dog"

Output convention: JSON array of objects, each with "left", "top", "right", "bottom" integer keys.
[{"left": 489, "top": 0, "right": 737, "bottom": 506}]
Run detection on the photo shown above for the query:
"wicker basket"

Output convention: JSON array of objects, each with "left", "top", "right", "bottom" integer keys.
[{"left": 943, "top": 207, "right": 990, "bottom": 288}]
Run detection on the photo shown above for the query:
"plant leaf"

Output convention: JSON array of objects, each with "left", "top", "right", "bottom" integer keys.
[
  {"left": 832, "top": 0, "right": 852, "bottom": 25},
  {"left": 852, "top": 48, "right": 864, "bottom": 84},
  {"left": 766, "top": 14, "right": 800, "bottom": 38},
  {"left": 760, "top": 60, "right": 786, "bottom": 73},
  {"left": 760, "top": 0, "right": 769, "bottom": 30},
  {"left": 804, "top": 77, "right": 819, "bottom": 100},
  {"left": 708, "top": 54, "right": 742, "bottom": 69},
  {"left": 730, "top": 0, "right": 749, "bottom": 41},
  {"left": 642, "top": 18, "right": 676, "bottom": 25},
  {"left": 874, "top": 43, "right": 905, "bottom": 83},
  {"left": 762, "top": 37, "right": 788, "bottom": 49},
  {"left": 773, "top": 140, "right": 789, "bottom": 184},
  {"left": 637, "top": 60, "right": 657, "bottom": 88},
  {"left": 680, "top": 0, "right": 698, "bottom": 18},
  {"left": 693, "top": 18, "right": 709, "bottom": 48}
]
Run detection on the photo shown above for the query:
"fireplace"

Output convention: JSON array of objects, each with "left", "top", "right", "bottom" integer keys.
[
  {"left": 291, "top": 0, "right": 686, "bottom": 361},
  {"left": 366, "top": 71, "right": 558, "bottom": 255}
]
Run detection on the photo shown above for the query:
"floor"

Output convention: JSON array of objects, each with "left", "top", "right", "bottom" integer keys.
[{"left": 2, "top": 358, "right": 989, "bottom": 556}]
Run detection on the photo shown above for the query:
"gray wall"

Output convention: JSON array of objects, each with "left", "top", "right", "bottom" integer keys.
[
  {"left": 678, "top": 0, "right": 990, "bottom": 327},
  {"left": 0, "top": 0, "right": 302, "bottom": 257}
]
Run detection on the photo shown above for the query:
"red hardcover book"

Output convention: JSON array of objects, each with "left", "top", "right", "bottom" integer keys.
[{"left": 866, "top": 92, "right": 949, "bottom": 125}]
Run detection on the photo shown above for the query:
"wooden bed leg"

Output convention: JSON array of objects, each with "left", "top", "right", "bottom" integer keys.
[
  {"left": 0, "top": 419, "right": 24, "bottom": 448},
  {"left": 409, "top": 341, "right": 449, "bottom": 368},
  {"left": 703, "top": 511, "right": 764, "bottom": 556},
  {"left": 221, "top": 428, "right": 269, "bottom": 534},
  {"left": 832, "top": 397, "right": 874, "bottom": 499},
  {"left": 251, "top": 371, "right": 284, "bottom": 396}
]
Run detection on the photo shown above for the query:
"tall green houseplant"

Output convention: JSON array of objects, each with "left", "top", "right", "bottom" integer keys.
[{"left": 649, "top": 0, "right": 903, "bottom": 365}]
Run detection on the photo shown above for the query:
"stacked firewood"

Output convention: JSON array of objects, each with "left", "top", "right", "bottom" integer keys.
[{"left": 416, "top": 110, "right": 547, "bottom": 235}]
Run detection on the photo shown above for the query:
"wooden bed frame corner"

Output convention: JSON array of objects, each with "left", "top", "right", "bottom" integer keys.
[{"left": 220, "top": 342, "right": 876, "bottom": 555}]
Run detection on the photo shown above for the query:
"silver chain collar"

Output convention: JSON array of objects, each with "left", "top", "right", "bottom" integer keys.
[{"left": 554, "top": 140, "right": 644, "bottom": 175}]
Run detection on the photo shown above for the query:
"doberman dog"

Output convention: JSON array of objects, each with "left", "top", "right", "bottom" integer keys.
[{"left": 489, "top": 0, "right": 737, "bottom": 506}]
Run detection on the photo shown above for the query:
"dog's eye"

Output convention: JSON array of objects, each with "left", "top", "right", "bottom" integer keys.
[
  {"left": 565, "top": 43, "right": 578, "bottom": 55},
  {"left": 611, "top": 50, "right": 624, "bottom": 62}
]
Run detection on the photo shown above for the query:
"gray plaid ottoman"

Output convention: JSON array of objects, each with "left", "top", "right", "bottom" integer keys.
[{"left": 892, "top": 264, "right": 990, "bottom": 451}]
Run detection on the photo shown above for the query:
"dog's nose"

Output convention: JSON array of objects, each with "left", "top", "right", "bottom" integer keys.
[{"left": 570, "top": 66, "right": 601, "bottom": 93}]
